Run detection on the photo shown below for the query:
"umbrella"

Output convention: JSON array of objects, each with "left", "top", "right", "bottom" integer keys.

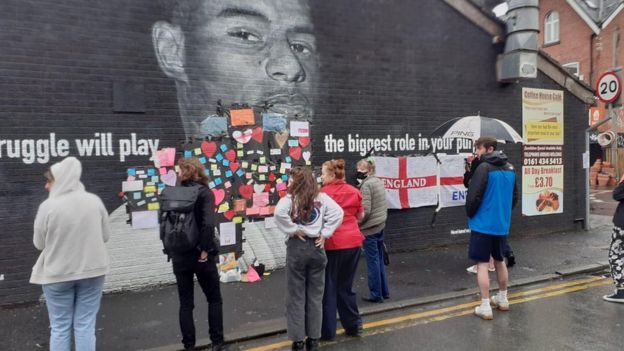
[{"left": 429, "top": 116, "right": 523, "bottom": 143}]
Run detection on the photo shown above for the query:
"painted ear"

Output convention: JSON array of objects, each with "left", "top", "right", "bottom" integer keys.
[{"left": 152, "top": 21, "right": 188, "bottom": 83}]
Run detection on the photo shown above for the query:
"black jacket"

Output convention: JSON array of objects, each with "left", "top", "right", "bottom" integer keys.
[
  {"left": 465, "top": 151, "right": 519, "bottom": 219},
  {"left": 463, "top": 156, "right": 481, "bottom": 188},
  {"left": 613, "top": 182, "right": 624, "bottom": 228}
]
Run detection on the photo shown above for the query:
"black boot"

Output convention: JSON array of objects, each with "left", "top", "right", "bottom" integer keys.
[
  {"left": 306, "top": 338, "right": 319, "bottom": 351},
  {"left": 292, "top": 341, "right": 305, "bottom": 350}
]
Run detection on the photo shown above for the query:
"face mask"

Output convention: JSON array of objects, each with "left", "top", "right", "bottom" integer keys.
[{"left": 356, "top": 171, "right": 368, "bottom": 180}]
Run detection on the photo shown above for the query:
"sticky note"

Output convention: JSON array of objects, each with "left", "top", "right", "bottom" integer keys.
[
  {"left": 288, "top": 139, "right": 299, "bottom": 147},
  {"left": 246, "top": 173, "right": 253, "bottom": 179},
  {"left": 285, "top": 157, "right": 292, "bottom": 163},
  {"left": 136, "top": 170, "right": 145, "bottom": 175},
  {"left": 175, "top": 165, "right": 180, "bottom": 172},
  {"left": 237, "top": 150, "right": 244, "bottom": 157},
  {"left": 306, "top": 161, "right": 312, "bottom": 166},
  {"left": 259, "top": 175, "right": 266, "bottom": 181},
  {"left": 236, "top": 169, "right": 245, "bottom": 177},
  {"left": 290, "top": 120, "right": 310, "bottom": 137},
  {"left": 251, "top": 164, "right": 258, "bottom": 171},
  {"left": 237, "top": 143, "right": 244, "bottom": 149},
  {"left": 225, "top": 170, "right": 233, "bottom": 178},
  {"left": 258, "top": 165, "right": 268, "bottom": 173},
  {"left": 246, "top": 207, "right": 260, "bottom": 216},
  {"left": 122, "top": 180, "right": 144, "bottom": 192},
  {"left": 233, "top": 216, "right": 243, "bottom": 224},
  {"left": 194, "top": 148, "right": 202, "bottom": 155},
  {"left": 230, "top": 108, "right": 255, "bottom": 126},
  {"left": 211, "top": 164, "right": 219, "bottom": 171},
  {"left": 209, "top": 181, "right": 216, "bottom": 189},
  {"left": 147, "top": 168, "right": 156, "bottom": 176},
  {"left": 220, "top": 144, "right": 228, "bottom": 152},
  {"left": 204, "top": 168, "right": 210, "bottom": 176},
  {"left": 234, "top": 199, "right": 247, "bottom": 212},
  {"left": 151, "top": 176, "right": 159, "bottom": 183},
  {"left": 257, "top": 150, "right": 264, "bottom": 155},
  {"left": 157, "top": 148, "right": 176, "bottom": 167},
  {"left": 270, "top": 149, "right": 281, "bottom": 155},
  {"left": 259, "top": 157, "right": 267, "bottom": 164},
  {"left": 276, "top": 183, "right": 287, "bottom": 191},
  {"left": 224, "top": 181, "right": 232, "bottom": 188},
  {"left": 145, "top": 193, "right": 155, "bottom": 198},
  {"left": 253, "top": 193, "right": 269, "bottom": 207},
  {"left": 218, "top": 203, "right": 230, "bottom": 212},
  {"left": 127, "top": 168, "right": 137, "bottom": 176},
  {"left": 270, "top": 166, "right": 276, "bottom": 171},
  {"left": 184, "top": 150, "right": 192, "bottom": 158},
  {"left": 199, "top": 157, "right": 207, "bottom": 164},
  {"left": 213, "top": 169, "right": 222, "bottom": 177},
  {"left": 214, "top": 177, "right": 223, "bottom": 185},
  {"left": 223, "top": 160, "right": 230, "bottom": 167},
  {"left": 216, "top": 154, "right": 224, "bottom": 161},
  {"left": 148, "top": 202, "right": 160, "bottom": 210},
  {"left": 242, "top": 161, "right": 249, "bottom": 169},
  {"left": 219, "top": 222, "right": 237, "bottom": 246},
  {"left": 144, "top": 185, "right": 156, "bottom": 193},
  {"left": 133, "top": 192, "right": 142, "bottom": 200},
  {"left": 282, "top": 175, "right": 288, "bottom": 181},
  {"left": 159, "top": 167, "right": 167, "bottom": 175}
]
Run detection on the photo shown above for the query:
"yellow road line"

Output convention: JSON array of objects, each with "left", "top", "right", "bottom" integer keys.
[{"left": 243, "top": 277, "right": 610, "bottom": 351}]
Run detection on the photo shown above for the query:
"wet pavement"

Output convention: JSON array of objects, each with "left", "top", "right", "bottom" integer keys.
[{"left": 240, "top": 274, "right": 624, "bottom": 351}]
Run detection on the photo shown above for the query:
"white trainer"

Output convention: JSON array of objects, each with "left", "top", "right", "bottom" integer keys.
[
  {"left": 474, "top": 305, "right": 493, "bottom": 320},
  {"left": 466, "top": 265, "right": 478, "bottom": 274},
  {"left": 490, "top": 294, "right": 510, "bottom": 311}
]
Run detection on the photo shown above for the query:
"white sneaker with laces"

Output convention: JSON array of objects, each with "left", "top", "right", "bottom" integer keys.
[
  {"left": 466, "top": 265, "right": 477, "bottom": 274},
  {"left": 474, "top": 305, "right": 493, "bottom": 320},
  {"left": 490, "top": 294, "right": 510, "bottom": 311}
]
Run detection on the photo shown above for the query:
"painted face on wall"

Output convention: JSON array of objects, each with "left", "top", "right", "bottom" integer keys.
[{"left": 153, "top": 0, "right": 319, "bottom": 138}]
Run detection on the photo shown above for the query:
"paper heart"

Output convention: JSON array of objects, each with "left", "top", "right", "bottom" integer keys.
[
  {"left": 160, "top": 170, "right": 177, "bottom": 187},
  {"left": 253, "top": 184, "right": 265, "bottom": 194},
  {"left": 232, "top": 129, "right": 252, "bottom": 144},
  {"left": 224, "top": 150, "right": 236, "bottom": 162},
  {"left": 302, "top": 151, "right": 311, "bottom": 162},
  {"left": 274, "top": 132, "right": 289, "bottom": 148},
  {"left": 289, "top": 147, "right": 302, "bottom": 160},
  {"left": 268, "top": 173, "right": 276, "bottom": 182},
  {"left": 252, "top": 127, "right": 264, "bottom": 143},
  {"left": 299, "top": 137, "right": 311, "bottom": 148},
  {"left": 278, "top": 191, "right": 287, "bottom": 198},
  {"left": 230, "top": 162, "right": 240, "bottom": 172},
  {"left": 201, "top": 141, "right": 218, "bottom": 158},
  {"left": 239, "top": 184, "right": 253, "bottom": 199},
  {"left": 212, "top": 188, "right": 225, "bottom": 205},
  {"left": 264, "top": 184, "right": 272, "bottom": 192},
  {"left": 224, "top": 210, "right": 236, "bottom": 220}
]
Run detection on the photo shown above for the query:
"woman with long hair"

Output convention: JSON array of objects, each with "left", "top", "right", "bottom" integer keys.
[
  {"left": 274, "top": 166, "right": 343, "bottom": 351},
  {"left": 319, "top": 159, "right": 366, "bottom": 340},
  {"left": 171, "top": 157, "right": 224, "bottom": 351},
  {"left": 31, "top": 157, "right": 110, "bottom": 351}
]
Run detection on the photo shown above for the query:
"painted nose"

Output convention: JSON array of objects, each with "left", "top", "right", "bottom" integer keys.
[{"left": 266, "top": 43, "right": 306, "bottom": 83}]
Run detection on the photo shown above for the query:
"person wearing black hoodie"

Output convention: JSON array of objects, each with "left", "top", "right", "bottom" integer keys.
[
  {"left": 172, "top": 157, "right": 225, "bottom": 351},
  {"left": 604, "top": 175, "right": 624, "bottom": 303}
]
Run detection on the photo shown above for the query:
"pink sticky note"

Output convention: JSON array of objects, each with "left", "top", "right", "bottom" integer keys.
[
  {"left": 276, "top": 183, "right": 287, "bottom": 192},
  {"left": 158, "top": 148, "right": 176, "bottom": 167},
  {"left": 253, "top": 193, "right": 269, "bottom": 208},
  {"left": 159, "top": 167, "right": 168, "bottom": 176},
  {"left": 246, "top": 207, "right": 261, "bottom": 216},
  {"left": 259, "top": 207, "right": 272, "bottom": 216}
]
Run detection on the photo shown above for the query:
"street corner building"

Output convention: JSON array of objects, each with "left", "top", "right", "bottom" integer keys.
[{"left": 0, "top": 0, "right": 595, "bottom": 306}]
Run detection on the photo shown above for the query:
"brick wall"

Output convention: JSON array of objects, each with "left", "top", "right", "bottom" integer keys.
[{"left": 0, "top": 0, "right": 589, "bottom": 305}]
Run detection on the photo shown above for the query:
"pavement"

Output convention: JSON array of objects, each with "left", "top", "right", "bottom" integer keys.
[{"left": 0, "top": 189, "right": 618, "bottom": 351}]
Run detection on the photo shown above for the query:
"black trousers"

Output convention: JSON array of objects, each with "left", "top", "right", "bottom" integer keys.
[
  {"left": 321, "top": 247, "right": 362, "bottom": 340},
  {"left": 173, "top": 256, "right": 224, "bottom": 348}
]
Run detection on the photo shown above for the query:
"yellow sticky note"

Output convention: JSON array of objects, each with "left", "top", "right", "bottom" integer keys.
[
  {"left": 233, "top": 216, "right": 243, "bottom": 224},
  {"left": 148, "top": 202, "right": 160, "bottom": 210},
  {"left": 194, "top": 148, "right": 202, "bottom": 155},
  {"left": 237, "top": 143, "right": 244, "bottom": 149},
  {"left": 175, "top": 165, "right": 180, "bottom": 172},
  {"left": 306, "top": 161, "right": 312, "bottom": 166},
  {"left": 259, "top": 175, "right": 266, "bottom": 181},
  {"left": 237, "top": 151, "right": 244, "bottom": 157},
  {"left": 251, "top": 164, "right": 258, "bottom": 171},
  {"left": 144, "top": 186, "right": 156, "bottom": 193},
  {"left": 259, "top": 157, "right": 267, "bottom": 164},
  {"left": 218, "top": 203, "right": 230, "bottom": 212},
  {"left": 242, "top": 161, "right": 249, "bottom": 169},
  {"left": 211, "top": 164, "right": 218, "bottom": 171},
  {"left": 276, "top": 179, "right": 283, "bottom": 184}
]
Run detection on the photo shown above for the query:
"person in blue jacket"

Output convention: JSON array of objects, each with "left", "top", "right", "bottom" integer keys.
[{"left": 465, "top": 136, "right": 518, "bottom": 320}]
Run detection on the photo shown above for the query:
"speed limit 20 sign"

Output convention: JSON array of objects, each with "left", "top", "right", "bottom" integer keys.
[{"left": 596, "top": 72, "right": 622, "bottom": 103}]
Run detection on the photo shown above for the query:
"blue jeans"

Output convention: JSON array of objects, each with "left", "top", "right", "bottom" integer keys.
[
  {"left": 42, "top": 276, "right": 105, "bottom": 351},
  {"left": 364, "top": 231, "right": 390, "bottom": 301}
]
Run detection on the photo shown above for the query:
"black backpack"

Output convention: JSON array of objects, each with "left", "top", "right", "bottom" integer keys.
[{"left": 159, "top": 185, "right": 201, "bottom": 257}]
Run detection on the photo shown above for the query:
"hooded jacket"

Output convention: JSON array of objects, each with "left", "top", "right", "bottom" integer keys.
[
  {"left": 30, "top": 157, "right": 111, "bottom": 285},
  {"left": 465, "top": 151, "right": 518, "bottom": 236},
  {"left": 321, "top": 180, "right": 365, "bottom": 250}
]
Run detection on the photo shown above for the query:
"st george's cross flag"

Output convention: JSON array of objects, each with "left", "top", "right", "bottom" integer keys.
[
  {"left": 373, "top": 156, "right": 438, "bottom": 209},
  {"left": 438, "top": 154, "right": 468, "bottom": 208}
]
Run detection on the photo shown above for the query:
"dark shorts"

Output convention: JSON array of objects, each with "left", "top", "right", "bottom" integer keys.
[{"left": 469, "top": 231, "right": 506, "bottom": 263}]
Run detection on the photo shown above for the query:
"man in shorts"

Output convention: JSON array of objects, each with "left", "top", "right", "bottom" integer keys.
[{"left": 466, "top": 136, "right": 518, "bottom": 320}]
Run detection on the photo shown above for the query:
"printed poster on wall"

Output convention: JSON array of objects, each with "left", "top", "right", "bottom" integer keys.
[{"left": 522, "top": 88, "right": 564, "bottom": 216}]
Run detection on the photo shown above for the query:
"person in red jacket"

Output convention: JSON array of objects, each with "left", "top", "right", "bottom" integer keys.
[{"left": 319, "top": 159, "right": 365, "bottom": 340}]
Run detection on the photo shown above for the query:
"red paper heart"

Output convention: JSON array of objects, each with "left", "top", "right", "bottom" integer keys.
[
  {"left": 278, "top": 191, "right": 287, "bottom": 198},
  {"left": 264, "top": 184, "right": 272, "bottom": 192},
  {"left": 224, "top": 150, "right": 236, "bottom": 162},
  {"left": 289, "top": 147, "right": 302, "bottom": 160},
  {"left": 299, "top": 137, "right": 311, "bottom": 148},
  {"left": 224, "top": 210, "right": 235, "bottom": 220},
  {"left": 201, "top": 141, "right": 218, "bottom": 158},
  {"left": 230, "top": 162, "right": 240, "bottom": 172},
  {"left": 212, "top": 189, "right": 225, "bottom": 205},
  {"left": 268, "top": 173, "right": 276, "bottom": 182},
  {"left": 239, "top": 184, "right": 253, "bottom": 199},
  {"left": 252, "top": 127, "right": 264, "bottom": 143}
]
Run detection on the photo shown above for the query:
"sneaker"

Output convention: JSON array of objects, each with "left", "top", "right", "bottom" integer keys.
[
  {"left": 603, "top": 289, "right": 624, "bottom": 303},
  {"left": 305, "top": 338, "right": 320, "bottom": 351},
  {"left": 490, "top": 294, "right": 510, "bottom": 311},
  {"left": 467, "top": 265, "right": 477, "bottom": 274},
  {"left": 344, "top": 325, "right": 363, "bottom": 337},
  {"left": 488, "top": 266, "right": 496, "bottom": 272},
  {"left": 474, "top": 305, "right": 493, "bottom": 320},
  {"left": 291, "top": 341, "right": 305, "bottom": 350}
]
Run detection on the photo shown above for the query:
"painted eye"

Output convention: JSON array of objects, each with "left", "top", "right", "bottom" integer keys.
[
  {"left": 228, "top": 29, "right": 261, "bottom": 42},
  {"left": 290, "top": 43, "right": 311, "bottom": 55}
]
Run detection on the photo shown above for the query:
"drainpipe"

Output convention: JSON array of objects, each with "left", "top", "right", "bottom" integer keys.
[{"left": 497, "top": 0, "right": 540, "bottom": 82}]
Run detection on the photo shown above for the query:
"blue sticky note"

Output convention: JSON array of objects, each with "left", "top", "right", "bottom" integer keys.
[
  {"left": 214, "top": 178, "right": 223, "bottom": 186},
  {"left": 220, "top": 144, "right": 228, "bottom": 152},
  {"left": 236, "top": 169, "right": 245, "bottom": 177},
  {"left": 222, "top": 159, "right": 230, "bottom": 167},
  {"left": 184, "top": 150, "right": 192, "bottom": 158},
  {"left": 205, "top": 168, "right": 210, "bottom": 176},
  {"left": 216, "top": 154, "right": 224, "bottom": 161},
  {"left": 208, "top": 181, "right": 216, "bottom": 189},
  {"left": 225, "top": 170, "right": 233, "bottom": 178},
  {"left": 262, "top": 113, "right": 287, "bottom": 132},
  {"left": 199, "top": 156, "right": 207, "bottom": 164},
  {"left": 151, "top": 176, "right": 159, "bottom": 183},
  {"left": 282, "top": 175, "right": 289, "bottom": 181},
  {"left": 288, "top": 140, "right": 299, "bottom": 147},
  {"left": 158, "top": 183, "right": 166, "bottom": 189},
  {"left": 147, "top": 168, "right": 156, "bottom": 176},
  {"left": 285, "top": 157, "right": 292, "bottom": 163},
  {"left": 127, "top": 168, "right": 136, "bottom": 176},
  {"left": 133, "top": 192, "right": 142, "bottom": 200}
]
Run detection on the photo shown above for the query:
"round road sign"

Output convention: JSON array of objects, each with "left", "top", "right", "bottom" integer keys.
[{"left": 596, "top": 72, "right": 621, "bottom": 104}]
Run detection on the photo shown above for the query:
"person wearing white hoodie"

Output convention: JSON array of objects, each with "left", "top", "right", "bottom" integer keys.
[{"left": 30, "top": 157, "right": 111, "bottom": 351}]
